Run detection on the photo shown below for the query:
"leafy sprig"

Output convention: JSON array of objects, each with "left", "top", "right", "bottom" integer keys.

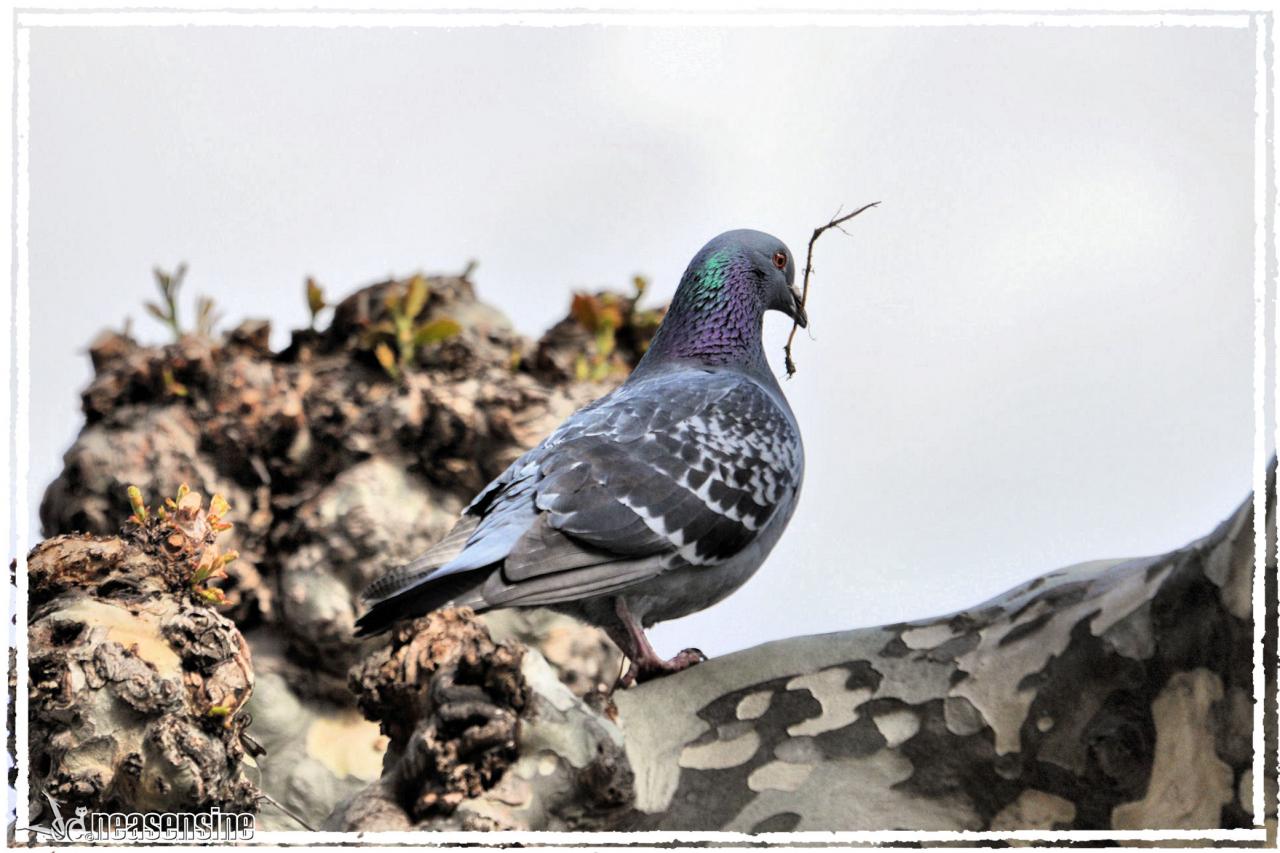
[{"left": 363, "top": 276, "right": 462, "bottom": 381}]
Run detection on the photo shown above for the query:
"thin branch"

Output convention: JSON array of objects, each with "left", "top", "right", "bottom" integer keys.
[
  {"left": 257, "top": 790, "right": 318, "bottom": 832},
  {"left": 784, "top": 201, "right": 880, "bottom": 378}
]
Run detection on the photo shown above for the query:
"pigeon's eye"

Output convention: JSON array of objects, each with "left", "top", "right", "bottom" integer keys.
[{"left": 772, "top": 251, "right": 787, "bottom": 270}]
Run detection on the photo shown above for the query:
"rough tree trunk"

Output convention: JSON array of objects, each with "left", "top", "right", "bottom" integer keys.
[{"left": 26, "top": 267, "right": 1270, "bottom": 835}]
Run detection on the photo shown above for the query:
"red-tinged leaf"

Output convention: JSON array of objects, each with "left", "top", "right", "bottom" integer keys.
[{"left": 570, "top": 293, "right": 600, "bottom": 331}]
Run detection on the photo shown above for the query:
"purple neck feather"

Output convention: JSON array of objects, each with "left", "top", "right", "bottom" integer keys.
[{"left": 636, "top": 248, "right": 767, "bottom": 373}]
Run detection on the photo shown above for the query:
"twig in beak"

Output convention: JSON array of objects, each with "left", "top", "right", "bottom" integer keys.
[{"left": 784, "top": 201, "right": 880, "bottom": 378}]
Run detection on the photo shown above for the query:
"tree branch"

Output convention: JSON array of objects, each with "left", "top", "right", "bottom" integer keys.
[{"left": 784, "top": 201, "right": 879, "bottom": 378}]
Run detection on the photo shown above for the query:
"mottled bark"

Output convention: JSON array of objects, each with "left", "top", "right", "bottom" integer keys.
[{"left": 611, "top": 495, "right": 1256, "bottom": 833}]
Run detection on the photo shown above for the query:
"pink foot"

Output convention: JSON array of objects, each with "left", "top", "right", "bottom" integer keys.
[{"left": 620, "top": 647, "right": 708, "bottom": 687}]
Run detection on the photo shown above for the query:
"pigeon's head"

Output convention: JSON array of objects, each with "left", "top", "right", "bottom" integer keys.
[
  {"left": 684, "top": 230, "right": 806, "bottom": 329},
  {"left": 636, "top": 229, "right": 805, "bottom": 373}
]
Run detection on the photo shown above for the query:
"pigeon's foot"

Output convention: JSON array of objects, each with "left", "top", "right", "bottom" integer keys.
[
  {"left": 622, "top": 647, "right": 707, "bottom": 686},
  {"left": 610, "top": 597, "right": 709, "bottom": 688}
]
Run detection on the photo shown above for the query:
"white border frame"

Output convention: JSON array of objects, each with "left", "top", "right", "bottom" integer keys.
[
  {"left": 1253, "top": 5, "right": 1274, "bottom": 839},
  {"left": 4, "top": 6, "right": 1275, "bottom": 849},
  {"left": 0, "top": 0, "right": 12, "bottom": 847}
]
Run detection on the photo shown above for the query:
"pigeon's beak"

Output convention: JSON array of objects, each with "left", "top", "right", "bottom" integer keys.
[{"left": 787, "top": 286, "right": 808, "bottom": 328}]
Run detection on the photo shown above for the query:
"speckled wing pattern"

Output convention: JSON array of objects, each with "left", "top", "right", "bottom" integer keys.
[{"left": 358, "top": 369, "right": 802, "bottom": 628}]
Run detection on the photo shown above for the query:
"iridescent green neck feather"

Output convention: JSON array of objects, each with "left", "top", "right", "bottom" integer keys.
[{"left": 637, "top": 247, "right": 768, "bottom": 373}]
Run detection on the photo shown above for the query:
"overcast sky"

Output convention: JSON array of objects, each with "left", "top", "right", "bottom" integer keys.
[{"left": 23, "top": 20, "right": 1264, "bottom": 657}]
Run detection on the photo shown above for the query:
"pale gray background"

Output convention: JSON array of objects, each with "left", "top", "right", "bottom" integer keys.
[{"left": 26, "top": 23, "right": 1261, "bottom": 657}]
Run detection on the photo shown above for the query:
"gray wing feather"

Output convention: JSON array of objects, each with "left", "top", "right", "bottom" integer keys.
[
  {"left": 520, "top": 375, "right": 801, "bottom": 568},
  {"left": 481, "top": 555, "right": 667, "bottom": 608},
  {"left": 504, "top": 514, "right": 620, "bottom": 580}
]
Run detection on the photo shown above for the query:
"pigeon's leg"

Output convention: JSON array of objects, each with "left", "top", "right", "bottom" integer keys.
[{"left": 610, "top": 597, "right": 707, "bottom": 687}]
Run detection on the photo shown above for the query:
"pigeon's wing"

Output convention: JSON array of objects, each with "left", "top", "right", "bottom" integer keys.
[
  {"left": 356, "top": 370, "right": 802, "bottom": 632},
  {"left": 514, "top": 372, "right": 802, "bottom": 569}
]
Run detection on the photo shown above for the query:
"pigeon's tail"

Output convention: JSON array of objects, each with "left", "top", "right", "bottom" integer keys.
[
  {"left": 355, "top": 517, "right": 492, "bottom": 637},
  {"left": 354, "top": 570, "right": 489, "bottom": 637},
  {"left": 362, "top": 517, "right": 480, "bottom": 604}
]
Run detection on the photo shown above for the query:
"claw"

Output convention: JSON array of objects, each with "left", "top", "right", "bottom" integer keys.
[
  {"left": 636, "top": 647, "right": 707, "bottom": 683},
  {"left": 617, "top": 647, "right": 708, "bottom": 688},
  {"left": 608, "top": 598, "right": 711, "bottom": 689}
]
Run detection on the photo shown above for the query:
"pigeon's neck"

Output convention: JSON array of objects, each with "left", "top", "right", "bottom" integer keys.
[{"left": 636, "top": 250, "right": 768, "bottom": 375}]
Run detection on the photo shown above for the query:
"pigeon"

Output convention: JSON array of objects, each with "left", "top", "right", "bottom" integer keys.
[{"left": 356, "top": 229, "right": 807, "bottom": 685}]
